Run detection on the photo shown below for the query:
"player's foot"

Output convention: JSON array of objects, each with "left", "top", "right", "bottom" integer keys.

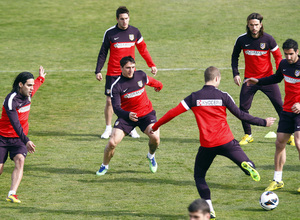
[
  {"left": 6, "top": 195, "right": 21, "bottom": 203},
  {"left": 96, "top": 165, "right": 108, "bottom": 176},
  {"left": 129, "top": 128, "right": 140, "bottom": 138},
  {"left": 241, "top": 161, "right": 260, "bottom": 181},
  {"left": 210, "top": 210, "right": 216, "bottom": 219},
  {"left": 147, "top": 155, "right": 157, "bottom": 173},
  {"left": 239, "top": 134, "right": 253, "bottom": 145},
  {"left": 101, "top": 127, "right": 112, "bottom": 139},
  {"left": 287, "top": 134, "right": 295, "bottom": 146},
  {"left": 265, "top": 180, "right": 284, "bottom": 191}
]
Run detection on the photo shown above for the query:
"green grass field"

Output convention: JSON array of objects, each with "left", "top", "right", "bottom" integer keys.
[{"left": 0, "top": 0, "right": 300, "bottom": 219}]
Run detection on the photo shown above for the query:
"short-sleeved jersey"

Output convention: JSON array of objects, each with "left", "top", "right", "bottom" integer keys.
[
  {"left": 232, "top": 32, "right": 282, "bottom": 79},
  {"left": 111, "top": 70, "right": 162, "bottom": 120},
  {"left": 95, "top": 24, "right": 155, "bottom": 76},
  {"left": 0, "top": 76, "right": 44, "bottom": 144},
  {"left": 258, "top": 56, "right": 300, "bottom": 112},
  {"left": 152, "top": 85, "right": 266, "bottom": 148}
]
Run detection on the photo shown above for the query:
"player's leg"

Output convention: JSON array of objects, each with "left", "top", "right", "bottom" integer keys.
[
  {"left": 194, "top": 146, "right": 216, "bottom": 218},
  {"left": 101, "top": 95, "right": 113, "bottom": 139},
  {"left": 261, "top": 84, "right": 283, "bottom": 116},
  {"left": 295, "top": 131, "right": 300, "bottom": 160},
  {"left": 239, "top": 83, "right": 257, "bottom": 145},
  {"left": 0, "top": 146, "right": 9, "bottom": 175}
]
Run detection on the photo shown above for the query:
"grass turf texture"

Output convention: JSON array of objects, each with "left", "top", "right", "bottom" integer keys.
[{"left": 0, "top": 0, "right": 300, "bottom": 219}]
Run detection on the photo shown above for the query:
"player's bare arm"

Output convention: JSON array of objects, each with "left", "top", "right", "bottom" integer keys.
[
  {"left": 234, "top": 75, "right": 242, "bottom": 86},
  {"left": 96, "top": 72, "right": 103, "bottom": 81}
]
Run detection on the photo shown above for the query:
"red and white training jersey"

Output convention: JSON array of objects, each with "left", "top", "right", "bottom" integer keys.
[
  {"left": 111, "top": 70, "right": 163, "bottom": 120},
  {"left": 152, "top": 85, "right": 266, "bottom": 148},
  {"left": 95, "top": 25, "right": 155, "bottom": 76},
  {"left": 0, "top": 76, "right": 44, "bottom": 144},
  {"left": 232, "top": 32, "right": 282, "bottom": 79}
]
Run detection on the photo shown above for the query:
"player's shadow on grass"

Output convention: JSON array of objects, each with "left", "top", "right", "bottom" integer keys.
[
  {"left": 25, "top": 164, "right": 95, "bottom": 175},
  {"left": 2, "top": 206, "right": 187, "bottom": 219}
]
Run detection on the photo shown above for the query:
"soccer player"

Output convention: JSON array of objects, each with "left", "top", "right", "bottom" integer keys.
[
  {"left": 96, "top": 56, "right": 162, "bottom": 176},
  {"left": 245, "top": 39, "right": 300, "bottom": 192},
  {"left": 231, "top": 12, "right": 291, "bottom": 145},
  {"left": 151, "top": 66, "right": 276, "bottom": 218},
  {"left": 0, "top": 66, "right": 46, "bottom": 203},
  {"left": 188, "top": 199, "right": 211, "bottom": 220},
  {"left": 95, "top": 6, "right": 158, "bottom": 139}
]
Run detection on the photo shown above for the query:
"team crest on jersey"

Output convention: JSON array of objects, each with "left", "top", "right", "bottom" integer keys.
[
  {"left": 106, "top": 89, "right": 111, "bottom": 94},
  {"left": 129, "top": 34, "right": 134, "bottom": 41},
  {"left": 295, "top": 70, "right": 300, "bottom": 77},
  {"left": 137, "top": 80, "right": 143, "bottom": 87},
  {"left": 115, "top": 121, "right": 119, "bottom": 126},
  {"left": 260, "top": 43, "right": 266, "bottom": 49}
]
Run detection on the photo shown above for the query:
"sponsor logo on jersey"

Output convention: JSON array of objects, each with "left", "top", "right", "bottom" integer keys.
[
  {"left": 114, "top": 42, "right": 135, "bottom": 48},
  {"left": 245, "top": 50, "right": 267, "bottom": 56},
  {"left": 129, "top": 34, "right": 134, "bottom": 41},
  {"left": 295, "top": 70, "right": 300, "bottom": 77},
  {"left": 124, "top": 88, "right": 144, "bottom": 99},
  {"left": 17, "top": 105, "right": 31, "bottom": 113},
  {"left": 196, "top": 99, "right": 222, "bottom": 106},
  {"left": 284, "top": 75, "right": 300, "bottom": 84},
  {"left": 260, "top": 43, "right": 266, "bottom": 49},
  {"left": 137, "top": 80, "right": 143, "bottom": 87}
]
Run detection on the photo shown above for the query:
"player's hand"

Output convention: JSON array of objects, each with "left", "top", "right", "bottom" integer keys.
[
  {"left": 151, "top": 67, "right": 158, "bottom": 76},
  {"left": 291, "top": 102, "right": 300, "bottom": 114},
  {"left": 39, "top": 66, "right": 46, "bottom": 78},
  {"left": 265, "top": 117, "right": 276, "bottom": 127},
  {"left": 129, "top": 112, "right": 138, "bottom": 122},
  {"left": 234, "top": 75, "right": 241, "bottom": 86},
  {"left": 96, "top": 72, "right": 103, "bottom": 81},
  {"left": 26, "top": 141, "right": 36, "bottom": 154},
  {"left": 244, "top": 77, "right": 259, "bottom": 86}
]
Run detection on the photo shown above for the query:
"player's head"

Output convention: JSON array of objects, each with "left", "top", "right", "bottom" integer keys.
[
  {"left": 188, "top": 199, "right": 210, "bottom": 220},
  {"left": 282, "top": 39, "right": 299, "bottom": 64},
  {"left": 12, "top": 72, "right": 35, "bottom": 97},
  {"left": 246, "top": 13, "right": 264, "bottom": 38},
  {"left": 204, "top": 66, "right": 221, "bottom": 87},
  {"left": 116, "top": 6, "right": 130, "bottom": 30},
  {"left": 120, "top": 56, "right": 136, "bottom": 78}
]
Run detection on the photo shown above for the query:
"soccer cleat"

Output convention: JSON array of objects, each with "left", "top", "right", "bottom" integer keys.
[
  {"left": 241, "top": 161, "right": 260, "bottom": 181},
  {"left": 210, "top": 210, "right": 216, "bottom": 219},
  {"left": 287, "top": 134, "right": 295, "bottom": 146},
  {"left": 129, "top": 128, "right": 140, "bottom": 138},
  {"left": 239, "top": 134, "right": 254, "bottom": 145},
  {"left": 6, "top": 195, "right": 21, "bottom": 203},
  {"left": 96, "top": 165, "right": 108, "bottom": 176},
  {"left": 147, "top": 156, "right": 158, "bottom": 173},
  {"left": 101, "top": 128, "right": 112, "bottom": 139},
  {"left": 297, "top": 187, "right": 300, "bottom": 193},
  {"left": 265, "top": 180, "right": 284, "bottom": 191}
]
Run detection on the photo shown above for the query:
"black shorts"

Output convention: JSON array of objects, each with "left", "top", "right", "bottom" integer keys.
[
  {"left": 105, "top": 75, "right": 120, "bottom": 96},
  {"left": 277, "top": 111, "right": 300, "bottom": 134},
  {"left": 0, "top": 136, "right": 27, "bottom": 163},
  {"left": 114, "top": 110, "right": 157, "bottom": 134}
]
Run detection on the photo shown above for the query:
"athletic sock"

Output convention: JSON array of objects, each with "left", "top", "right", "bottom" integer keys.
[
  {"left": 147, "top": 152, "right": 155, "bottom": 159},
  {"left": 205, "top": 199, "right": 214, "bottom": 212},
  {"left": 273, "top": 171, "right": 282, "bottom": 182},
  {"left": 102, "top": 164, "right": 109, "bottom": 169},
  {"left": 8, "top": 190, "right": 16, "bottom": 197}
]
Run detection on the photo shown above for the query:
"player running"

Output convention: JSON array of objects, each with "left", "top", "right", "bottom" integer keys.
[
  {"left": 151, "top": 66, "right": 275, "bottom": 219},
  {"left": 96, "top": 56, "right": 162, "bottom": 176}
]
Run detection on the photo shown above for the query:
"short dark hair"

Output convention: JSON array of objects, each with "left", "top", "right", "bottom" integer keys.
[
  {"left": 12, "top": 72, "right": 34, "bottom": 93},
  {"left": 116, "top": 6, "right": 129, "bottom": 19},
  {"left": 282, "top": 39, "right": 298, "bottom": 52},
  {"left": 120, "top": 56, "right": 135, "bottom": 67},
  {"left": 246, "top": 12, "right": 264, "bottom": 37},
  {"left": 204, "top": 66, "right": 220, "bottom": 83},
  {"left": 188, "top": 199, "right": 210, "bottom": 214}
]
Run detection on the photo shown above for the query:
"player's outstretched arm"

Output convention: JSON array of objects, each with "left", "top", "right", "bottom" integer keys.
[
  {"left": 265, "top": 117, "right": 276, "bottom": 127},
  {"left": 39, "top": 66, "right": 47, "bottom": 78},
  {"left": 244, "top": 77, "right": 259, "bottom": 86}
]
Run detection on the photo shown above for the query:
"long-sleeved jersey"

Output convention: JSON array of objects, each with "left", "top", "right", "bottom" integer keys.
[
  {"left": 0, "top": 76, "right": 44, "bottom": 144},
  {"left": 111, "top": 70, "right": 163, "bottom": 120},
  {"left": 258, "top": 56, "right": 300, "bottom": 112},
  {"left": 231, "top": 32, "right": 282, "bottom": 79},
  {"left": 95, "top": 24, "right": 155, "bottom": 76},
  {"left": 152, "top": 85, "right": 266, "bottom": 148}
]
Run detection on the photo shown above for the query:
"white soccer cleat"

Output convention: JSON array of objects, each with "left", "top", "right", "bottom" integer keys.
[
  {"left": 129, "top": 128, "right": 140, "bottom": 138},
  {"left": 101, "top": 127, "right": 112, "bottom": 139}
]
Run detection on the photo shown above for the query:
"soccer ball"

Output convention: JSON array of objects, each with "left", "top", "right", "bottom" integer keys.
[{"left": 259, "top": 191, "right": 279, "bottom": 210}]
